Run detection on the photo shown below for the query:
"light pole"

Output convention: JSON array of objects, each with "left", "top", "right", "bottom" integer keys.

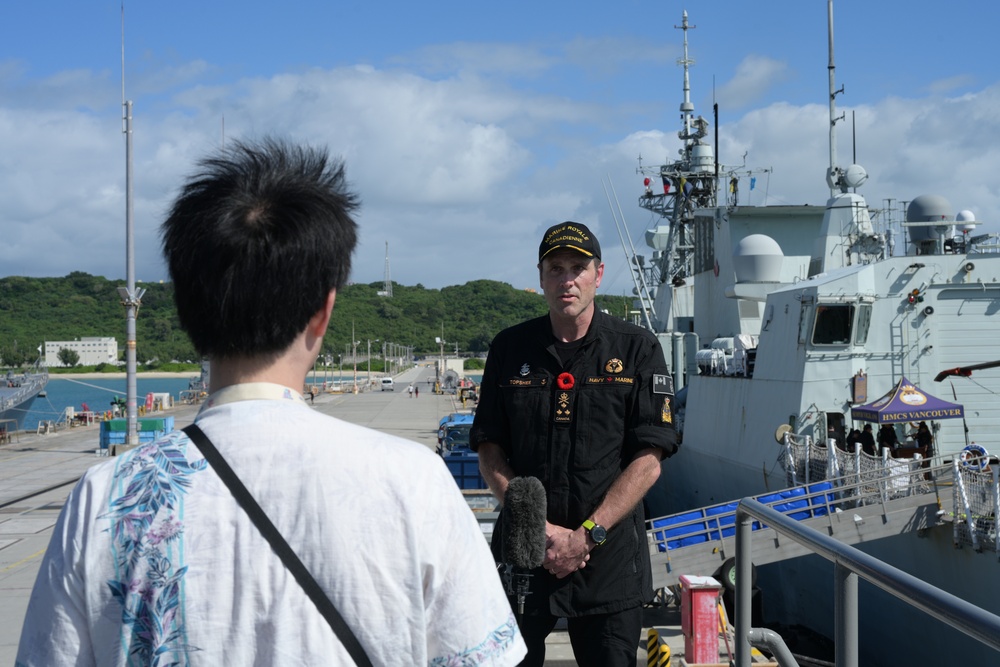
[
  {"left": 352, "top": 339, "right": 359, "bottom": 394},
  {"left": 435, "top": 336, "right": 447, "bottom": 386},
  {"left": 367, "top": 339, "right": 378, "bottom": 382},
  {"left": 352, "top": 320, "right": 359, "bottom": 394}
]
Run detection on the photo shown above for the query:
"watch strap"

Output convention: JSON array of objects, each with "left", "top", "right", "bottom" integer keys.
[{"left": 581, "top": 519, "right": 606, "bottom": 545}]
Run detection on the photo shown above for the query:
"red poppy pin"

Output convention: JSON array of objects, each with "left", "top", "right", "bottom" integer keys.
[{"left": 557, "top": 372, "right": 575, "bottom": 390}]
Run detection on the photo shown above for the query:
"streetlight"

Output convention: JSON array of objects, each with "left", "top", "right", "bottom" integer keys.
[
  {"left": 366, "top": 339, "right": 379, "bottom": 383},
  {"left": 352, "top": 340, "right": 360, "bottom": 394},
  {"left": 435, "top": 336, "right": 446, "bottom": 383},
  {"left": 352, "top": 319, "right": 359, "bottom": 395}
]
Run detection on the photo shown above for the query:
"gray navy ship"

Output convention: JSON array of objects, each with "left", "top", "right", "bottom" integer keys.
[
  {"left": 0, "top": 367, "right": 48, "bottom": 434},
  {"left": 628, "top": 5, "right": 1000, "bottom": 664}
]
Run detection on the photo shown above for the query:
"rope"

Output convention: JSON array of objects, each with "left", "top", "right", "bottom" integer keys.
[{"left": 58, "top": 377, "right": 127, "bottom": 395}]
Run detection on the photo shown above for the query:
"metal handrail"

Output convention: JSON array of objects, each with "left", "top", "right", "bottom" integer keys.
[
  {"left": 734, "top": 497, "right": 1000, "bottom": 667},
  {"left": 647, "top": 459, "right": 944, "bottom": 554}
]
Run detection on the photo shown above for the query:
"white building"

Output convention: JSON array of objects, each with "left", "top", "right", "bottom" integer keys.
[{"left": 45, "top": 337, "right": 119, "bottom": 367}]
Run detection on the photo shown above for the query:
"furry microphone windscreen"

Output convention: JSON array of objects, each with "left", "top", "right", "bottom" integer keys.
[{"left": 501, "top": 476, "right": 547, "bottom": 569}]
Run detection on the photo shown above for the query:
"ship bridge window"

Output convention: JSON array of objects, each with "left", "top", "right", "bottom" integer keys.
[
  {"left": 854, "top": 303, "right": 872, "bottom": 345},
  {"left": 812, "top": 304, "right": 854, "bottom": 346}
]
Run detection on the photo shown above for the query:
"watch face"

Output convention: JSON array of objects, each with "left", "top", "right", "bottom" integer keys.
[{"left": 590, "top": 525, "right": 607, "bottom": 544}]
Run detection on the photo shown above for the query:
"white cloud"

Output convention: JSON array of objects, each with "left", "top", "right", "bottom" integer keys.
[
  {"left": 0, "top": 49, "right": 998, "bottom": 298},
  {"left": 397, "top": 42, "right": 556, "bottom": 77},
  {"left": 716, "top": 55, "right": 792, "bottom": 110},
  {"left": 925, "top": 74, "right": 977, "bottom": 96}
]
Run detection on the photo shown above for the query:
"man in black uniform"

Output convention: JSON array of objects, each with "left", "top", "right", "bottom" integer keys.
[
  {"left": 858, "top": 424, "right": 876, "bottom": 456},
  {"left": 471, "top": 222, "right": 678, "bottom": 667}
]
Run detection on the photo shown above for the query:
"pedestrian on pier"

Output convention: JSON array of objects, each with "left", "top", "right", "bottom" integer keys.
[{"left": 16, "top": 139, "right": 525, "bottom": 667}]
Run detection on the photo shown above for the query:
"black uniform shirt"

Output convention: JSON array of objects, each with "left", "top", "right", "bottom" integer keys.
[{"left": 472, "top": 311, "right": 678, "bottom": 616}]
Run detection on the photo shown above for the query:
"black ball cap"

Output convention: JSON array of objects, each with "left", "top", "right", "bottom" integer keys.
[{"left": 538, "top": 221, "right": 601, "bottom": 262}]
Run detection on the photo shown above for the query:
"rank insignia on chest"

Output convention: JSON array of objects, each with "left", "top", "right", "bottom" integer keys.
[
  {"left": 519, "top": 363, "right": 531, "bottom": 377},
  {"left": 605, "top": 358, "right": 624, "bottom": 374},
  {"left": 554, "top": 391, "right": 572, "bottom": 423}
]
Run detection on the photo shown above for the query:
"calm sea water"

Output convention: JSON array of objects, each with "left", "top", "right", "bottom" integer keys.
[
  {"left": 22, "top": 372, "right": 366, "bottom": 432},
  {"left": 23, "top": 377, "right": 196, "bottom": 432},
  {"left": 21, "top": 370, "right": 481, "bottom": 432}
]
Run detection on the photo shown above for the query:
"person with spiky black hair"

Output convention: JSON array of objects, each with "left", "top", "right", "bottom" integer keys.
[{"left": 18, "top": 139, "right": 525, "bottom": 667}]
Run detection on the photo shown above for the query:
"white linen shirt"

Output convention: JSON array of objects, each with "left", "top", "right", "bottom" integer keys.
[{"left": 17, "top": 383, "right": 525, "bottom": 666}]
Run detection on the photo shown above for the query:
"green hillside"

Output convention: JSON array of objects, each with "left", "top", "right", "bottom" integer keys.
[{"left": 0, "top": 273, "right": 633, "bottom": 368}]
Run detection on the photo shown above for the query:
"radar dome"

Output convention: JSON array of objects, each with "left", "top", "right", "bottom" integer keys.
[
  {"left": 957, "top": 209, "right": 977, "bottom": 232},
  {"left": 733, "top": 234, "right": 783, "bottom": 283},
  {"left": 907, "top": 194, "right": 952, "bottom": 242},
  {"left": 843, "top": 164, "right": 868, "bottom": 189}
]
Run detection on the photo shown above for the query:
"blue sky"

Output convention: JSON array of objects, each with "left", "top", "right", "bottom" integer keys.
[{"left": 2, "top": 1, "right": 998, "bottom": 295}]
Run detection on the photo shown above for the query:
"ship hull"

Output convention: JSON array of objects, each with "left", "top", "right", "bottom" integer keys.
[
  {"left": 753, "top": 525, "right": 1000, "bottom": 665},
  {"left": 0, "top": 372, "right": 48, "bottom": 433}
]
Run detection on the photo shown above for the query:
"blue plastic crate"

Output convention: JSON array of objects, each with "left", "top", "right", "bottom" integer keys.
[
  {"left": 99, "top": 416, "right": 175, "bottom": 450},
  {"left": 443, "top": 449, "right": 488, "bottom": 490}
]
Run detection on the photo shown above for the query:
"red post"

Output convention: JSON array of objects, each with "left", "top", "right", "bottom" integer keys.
[{"left": 680, "top": 574, "right": 722, "bottom": 664}]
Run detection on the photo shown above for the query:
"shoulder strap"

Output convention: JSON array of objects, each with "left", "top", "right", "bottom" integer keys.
[{"left": 182, "top": 424, "right": 373, "bottom": 667}]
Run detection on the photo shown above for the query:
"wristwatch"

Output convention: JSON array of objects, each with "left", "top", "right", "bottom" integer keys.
[{"left": 582, "top": 519, "right": 607, "bottom": 546}]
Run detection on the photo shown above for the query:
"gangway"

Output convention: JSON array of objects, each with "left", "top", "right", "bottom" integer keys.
[{"left": 646, "top": 458, "right": 953, "bottom": 590}]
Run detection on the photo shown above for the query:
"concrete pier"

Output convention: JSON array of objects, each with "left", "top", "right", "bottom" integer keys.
[{"left": 1, "top": 364, "right": 726, "bottom": 665}]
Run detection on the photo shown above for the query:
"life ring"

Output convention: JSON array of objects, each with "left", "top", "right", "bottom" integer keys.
[{"left": 959, "top": 444, "right": 990, "bottom": 471}]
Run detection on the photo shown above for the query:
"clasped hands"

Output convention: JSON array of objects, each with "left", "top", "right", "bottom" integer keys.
[{"left": 543, "top": 521, "right": 592, "bottom": 578}]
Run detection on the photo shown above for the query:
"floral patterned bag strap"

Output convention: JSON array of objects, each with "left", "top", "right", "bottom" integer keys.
[{"left": 183, "top": 424, "right": 373, "bottom": 667}]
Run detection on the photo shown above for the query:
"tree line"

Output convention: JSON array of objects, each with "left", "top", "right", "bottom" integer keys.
[{"left": 0, "top": 272, "right": 634, "bottom": 368}]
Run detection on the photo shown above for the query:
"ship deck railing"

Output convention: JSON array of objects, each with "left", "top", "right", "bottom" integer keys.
[
  {"left": 732, "top": 496, "right": 1000, "bottom": 666},
  {"left": 645, "top": 456, "right": 952, "bottom": 590},
  {"left": 0, "top": 373, "right": 45, "bottom": 412},
  {"left": 786, "top": 434, "right": 1000, "bottom": 554}
]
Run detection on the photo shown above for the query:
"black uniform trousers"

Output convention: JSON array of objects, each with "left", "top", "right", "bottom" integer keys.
[{"left": 514, "top": 599, "right": 643, "bottom": 667}]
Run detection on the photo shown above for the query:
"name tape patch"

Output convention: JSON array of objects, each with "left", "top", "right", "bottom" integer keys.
[
  {"left": 506, "top": 377, "right": 548, "bottom": 387},
  {"left": 585, "top": 376, "right": 634, "bottom": 386}
]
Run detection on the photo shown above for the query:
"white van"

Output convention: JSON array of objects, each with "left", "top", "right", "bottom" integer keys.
[{"left": 380, "top": 377, "right": 395, "bottom": 391}]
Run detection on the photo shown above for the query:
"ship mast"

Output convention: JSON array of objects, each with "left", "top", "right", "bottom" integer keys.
[
  {"left": 634, "top": 10, "right": 717, "bottom": 332},
  {"left": 826, "top": 0, "right": 845, "bottom": 197},
  {"left": 679, "top": 10, "right": 695, "bottom": 141}
]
